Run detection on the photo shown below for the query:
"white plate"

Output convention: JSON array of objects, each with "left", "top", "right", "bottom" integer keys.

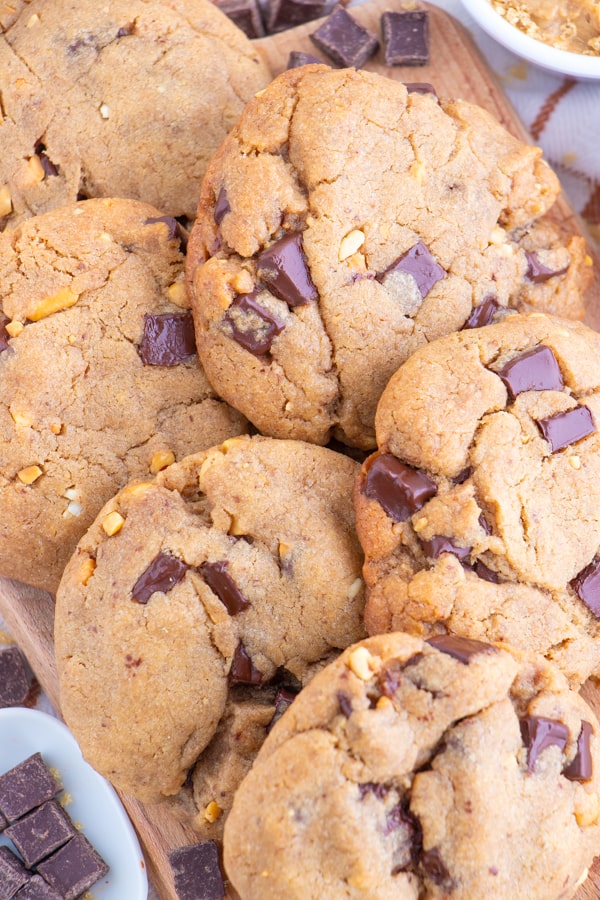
[{"left": 0, "top": 707, "right": 148, "bottom": 899}]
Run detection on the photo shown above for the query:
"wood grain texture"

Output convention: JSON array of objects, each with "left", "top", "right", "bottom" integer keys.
[{"left": 1, "top": 2, "right": 599, "bottom": 898}]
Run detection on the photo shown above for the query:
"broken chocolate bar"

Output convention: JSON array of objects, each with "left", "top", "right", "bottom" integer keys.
[
  {"left": 381, "top": 10, "right": 429, "bottom": 66},
  {"left": 287, "top": 50, "right": 324, "bottom": 68},
  {"left": 0, "top": 753, "right": 59, "bottom": 823},
  {"left": 267, "top": 0, "right": 332, "bottom": 32},
  {"left": 5, "top": 800, "right": 75, "bottom": 868},
  {"left": 36, "top": 833, "right": 109, "bottom": 900},
  {"left": 310, "top": 7, "right": 379, "bottom": 68},
  {"left": 169, "top": 840, "right": 226, "bottom": 900}
]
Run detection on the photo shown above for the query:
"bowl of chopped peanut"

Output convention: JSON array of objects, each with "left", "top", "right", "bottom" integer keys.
[{"left": 460, "top": 0, "right": 600, "bottom": 79}]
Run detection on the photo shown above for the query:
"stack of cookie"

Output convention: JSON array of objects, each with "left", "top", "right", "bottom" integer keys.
[{"left": 1, "top": 4, "right": 600, "bottom": 895}]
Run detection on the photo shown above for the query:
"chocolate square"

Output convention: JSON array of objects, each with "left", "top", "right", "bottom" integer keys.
[
  {"left": 36, "top": 833, "right": 109, "bottom": 900},
  {"left": 214, "top": 0, "right": 265, "bottom": 38},
  {"left": 5, "top": 800, "right": 75, "bottom": 868},
  {"left": 310, "top": 8, "right": 379, "bottom": 68},
  {"left": 14, "top": 876, "right": 63, "bottom": 900},
  {"left": 168, "top": 841, "right": 225, "bottom": 900},
  {"left": 0, "top": 845, "right": 29, "bottom": 900},
  {"left": 267, "top": 0, "right": 332, "bottom": 33},
  {"left": 287, "top": 50, "right": 324, "bottom": 69},
  {"left": 0, "top": 754, "right": 59, "bottom": 823},
  {"left": 0, "top": 646, "right": 31, "bottom": 708},
  {"left": 381, "top": 10, "right": 429, "bottom": 66}
]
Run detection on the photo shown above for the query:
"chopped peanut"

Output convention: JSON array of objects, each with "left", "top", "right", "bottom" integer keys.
[
  {"left": 102, "top": 511, "right": 125, "bottom": 536},
  {"left": 347, "top": 577, "right": 363, "bottom": 600},
  {"left": 0, "top": 186, "right": 12, "bottom": 217},
  {"left": 5, "top": 320, "right": 23, "bottom": 337},
  {"left": 167, "top": 281, "right": 187, "bottom": 307},
  {"left": 10, "top": 409, "right": 34, "bottom": 427},
  {"left": 24, "top": 154, "right": 46, "bottom": 185},
  {"left": 150, "top": 450, "right": 175, "bottom": 474},
  {"left": 348, "top": 645, "right": 376, "bottom": 681},
  {"left": 339, "top": 229, "right": 365, "bottom": 262},
  {"left": 203, "top": 801, "right": 223, "bottom": 823},
  {"left": 17, "top": 465, "right": 43, "bottom": 485},
  {"left": 80, "top": 558, "right": 96, "bottom": 586},
  {"left": 28, "top": 286, "right": 80, "bottom": 321}
]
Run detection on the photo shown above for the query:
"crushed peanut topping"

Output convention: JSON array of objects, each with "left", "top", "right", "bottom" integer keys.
[
  {"left": 347, "top": 645, "right": 377, "bottom": 681},
  {"left": 17, "top": 465, "right": 43, "bottom": 485},
  {"left": 339, "top": 229, "right": 365, "bottom": 262},
  {"left": 102, "top": 510, "right": 125, "bottom": 536}
]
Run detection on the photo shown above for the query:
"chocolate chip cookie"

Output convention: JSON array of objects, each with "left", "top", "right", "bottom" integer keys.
[
  {"left": 54, "top": 435, "right": 366, "bottom": 805},
  {"left": 187, "top": 64, "right": 592, "bottom": 450},
  {"left": 355, "top": 312, "right": 600, "bottom": 686},
  {"left": 0, "top": 0, "right": 271, "bottom": 229},
  {"left": 224, "top": 632, "right": 600, "bottom": 899},
  {"left": 0, "top": 198, "right": 247, "bottom": 593}
]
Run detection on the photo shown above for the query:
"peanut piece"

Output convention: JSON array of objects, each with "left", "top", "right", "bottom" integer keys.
[
  {"left": 5, "top": 321, "right": 23, "bottom": 337},
  {"left": 347, "top": 646, "right": 376, "bottom": 681},
  {"left": 28, "top": 286, "right": 80, "bottom": 321},
  {"left": 17, "top": 465, "right": 43, "bottom": 484},
  {"left": 80, "top": 557, "right": 96, "bottom": 586},
  {"left": 0, "top": 186, "right": 12, "bottom": 217},
  {"left": 150, "top": 450, "right": 175, "bottom": 474},
  {"left": 167, "top": 281, "right": 187, "bottom": 307},
  {"left": 102, "top": 511, "right": 125, "bottom": 536},
  {"left": 203, "top": 801, "right": 222, "bottom": 823},
  {"left": 339, "top": 229, "right": 365, "bottom": 262},
  {"left": 24, "top": 155, "right": 45, "bottom": 185}
]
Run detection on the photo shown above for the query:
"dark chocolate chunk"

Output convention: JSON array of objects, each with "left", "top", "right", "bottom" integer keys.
[
  {"left": 144, "top": 215, "right": 187, "bottom": 248},
  {"left": 256, "top": 233, "right": 317, "bottom": 308},
  {"left": 454, "top": 466, "right": 471, "bottom": 484},
  {"left": 0, "top": 845, "right": 29, "bottom": 900},
  {"left": 478, "top": 513, "right": 492, "bottom": 536},
  {"left": 520, "top": 715, "right": 569, "bottom": 771},
  {"left": 267, "top": 0, "right": 332, "bottom": 33},
  {"left": 201, "top": 561, "right": 250, "bottom": 615},
  {"left": 215, "top": 0, "right": 264, "bottom": 38},
  {"left": 287, "top": 50, "right": 324, "bottom": 69},
  {"left": 34, "top": 142, "right": 59, "bottom": 178},
  {"left": 464, "top": 559, "right": 500, "bottom": 583},
  {"left": 168, "top": 840, "right": 225, "bottom": 900},
  {"left": 5, "top": 800, "right": 75, "bottom": 868},
  {"left": 337, "top": 690, "right": 353, "bottom": 718},
  {"left": 131, "top": 552, "right": 189, "bottom": 604},
  {"left": 14, "top": 875, "right": 63, "bottom": 900},
  {"left": 564, "top": 721, "right": 594, "bottom": 782},
  {"left": 537, "top": 405, "right": 595, "bottom": 453},
  {"left": 525, "top": 251, "right": 569, "bottom": 284},
  {"left": 214, "top": 187, "right": 231, "bottom": 226},
  {"left": 310, "top": 7, "right": 379, "bottom": 69},
  {"left": 138, "top": 312, "right": 196, "bottom": 366},
  {"left": 426, "top": 634, "right": 495, "bottom": 664},
  {"left": 359, "top": 781, "right": 389, "bottom": 800},
  {"left": 267, "top": 687, "right": 297, "bottom": 732},
  {"left": 421, "top": 848, "right": 453, "bottom": 889},
  {"left": 0, "top": 315, "right": 10, "bottom": 353},
  {"left": 226, "top": 291, "right": 285, "bottom": 356},
  {"left": 420, "top": 536, "right": 470, "bottom": 561},
  {"left": 403, "top": 82, "right": 436, "bottom": 95},
  {"left": 229, "top": 642, "right": 264, "bottom": 685},
  {"left": 379, "top": 655, "right": 423, "bottom": 698},
  {"left": 378, "top": 242, "right": 445, "bottom": 299},
  {"left": 36, "top": 833, "right": 109, "bottom": 900},
  {"left": 0, "top": 753, "right": 59, "bottom": 823},
  {"left": 496, "top": 345, "right": 564, "bottom": 401},
  {"left": 381, "top": 10, "right": 429, "bottom": 66},
  {"left": 571, "top": 559, "right": 600, "bottom": 617},
  {"left": 364, "top": 453, "right": 437, "bottom": 522},
  {"left": 116, "top": 22, "right": 136, "bottom": 38},
  {"left": 462, "top": 294, "right": 500, "bottom": 330},
  {"left": 0, "top": 646, "right": 31, "bottom": 708}
]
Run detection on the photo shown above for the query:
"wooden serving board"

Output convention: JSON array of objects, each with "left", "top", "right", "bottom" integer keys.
[{"left": 2, "top": 2, "right": 600, "bottom": 898}]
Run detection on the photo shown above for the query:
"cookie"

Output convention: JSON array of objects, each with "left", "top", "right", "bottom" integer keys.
[
  {"left": 186, "top": 65, "right": 591, "bottom": 450},
  {"left": 0, "top": 0, "right": 271, "bottom": 229},
  {"left": 355, "top": 312, "right": 600, "bottom": 686},
  {"left": 224, "top": 632, "right": 600, "bottom": 899},
  {"left": 54, "top": 435, "right": 366, "bottom": 805},
  {"left": 0, "top": 198, "right": 247, "bottom": 592}
]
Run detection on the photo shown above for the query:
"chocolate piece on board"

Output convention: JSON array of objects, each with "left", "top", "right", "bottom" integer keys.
[
  {"left": 36, "top": 833, "right": 109, "bottom": 900},
  {"left": 267, "top": 0, "right": 332, "bottom": 33},
  {"left": 0, "top": 753, "right": 59, "bottom": 822},
  {"left": 310, "top": 8, "right": 379, "bottom": 68},
  {"left": 381, "top": 10, "right": 429, "bottom": 65},
  {"left": 168, "top": 840, "right": 226, "bottom": 900},
  {"left": 5, "top": 800, "right": 75, "bottom": 868},
  {"left": 287, "top": 51, "right": 324, "bottom": 68},
  {"left": 214, "top": 0, "right": 265, "bottom": 38},
  {"left": 0, "top": 845, "right": 29, "bottom": 900},
  {"left": 0, "top": 646, "right": 31, "bottom": 708}
]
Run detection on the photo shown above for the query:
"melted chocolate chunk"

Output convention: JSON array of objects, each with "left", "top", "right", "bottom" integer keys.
[
  {"left": 420, "top": 536, "right": 470, "bottom": 561},
  {"left": 216, "top": 0, "right": 264, "bottom": 37},
  {"left": 462, "top": 294, "right": 500, "bottom": 330},
  {"left": 169, "top": 841, "right": 225, "bottom": 900},
  {"left": 378, "top": 242, "right": 445, "bottom": 299},
  {"left": 464, "top": 559, "right": 500, "bottom": 583},
  {"left": 364, "top": 453, "right": 437, "bottom": 522},
  {"left": 131, "top": 552, "right": 189, "bottom": 604},
  {"left": 478, "top": 513, "right": 492, "bottom": 535},
  {"left": 571, "top": 559, "right": 600, "bottom": 616},
  {"left": 403, "top": 82, "right": 436, "bottom": 95},
  {"left": 0, "top": 646, "right": 31, "bottom": 708},
  {"left": 379, "top": 655, "right": 423, "bottom": 698},
  {"left": 138, "top": 311, "right": 196, "bottom": 366},
  {"left": 0, "top": 315, "right": 9, "bottom": 353},
  {"left": 5, "top": 800, "right": 75, "bottom": 867},
  {"left": 267, "top": 0, "right": 332, "bottom": 33},
  {"left": 214, "top": 186, "right": 231, "bottom": 226},
  {"left": 34, "top": 141, "right": 59, "bottom": 177},
  {"left": 537, "top": 405, "right": 595, "bottom": 453},
  {"left": 144, "top": 215, "right": 187, "bottom": 248},
  {"left": 36, "top": 833, "right": 109, "bottom": 900},
  {"left": 525, "top": 251, "right": 569, "bottom": 284},
  {"left": 520, "top": 716, "right": 569, "bottom": 771},
  {"left": 267, "top": 687, "right": 297, "bottom": 733},
  {"left": 287, "top": 50, "right": 324, "bottom": 68},
  {"left": 381, "top": 10, "right": 429, "bottom": 66},
  {"left": 426, "top": 634, "right": 495, "bottom": 664},
  {"left": 256, "top": 233, "right": 317, "bottom": 308},
  {"left": 496, "top": 345, "right": 564, "bottom": 401},
  {"left": 421, "top": 848, "right": 453, "bottom": 889},
  {"left": 116, "top": 22, "right": 136, "bottom": 37},
  {"left": 564, "top": 721, "right": 594, "bottom": 782},
  {"left": 0, "top": 753, "right": 59, "bottom": 822},
  {"left": 230, "top": 642, "right": 264, "bottom": 685},
  {"left": 454, "top": 466, "right": 471, "bottom": 484},
  {"left": 226, "top": 292, "right": 285, "bottom": 356},
  {"left": 310, "top": 7, "right": 379, "bottom": 68},
  {"left": 201, "top": 561, "right": 250, "bottom": 615},
  {"left": 359, "top": 782, "right": 389, "bottom": 800},
  {"left": 337, "top": 690, "right": 354, "bottom": 718}
]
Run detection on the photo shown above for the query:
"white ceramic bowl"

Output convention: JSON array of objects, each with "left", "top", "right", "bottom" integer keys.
[{"left": 460, "top": 0, "right": 600, "bottom": 80}]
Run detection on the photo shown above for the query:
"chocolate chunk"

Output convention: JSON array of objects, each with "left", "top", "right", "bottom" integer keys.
[
  {"left": 214, "top": 187, "right": 231, "bottom": 226},
  {"left": 201, "top": 561, "right": 250, "bottom": 615},
  {"left": 0, "top": 646, "right": 31, "bottom": 708},
  {"left": 14, "top": 875, "right": 63, "bottom": 900},
  {"left": 0, "top": 754, "right": 59, "bottom": 823},
  {"left": 267, "top": 687, "right": 297, "bottom": 732},
  {"left": 537, "top": 405, "right": 595, "bottom": 453},
  {"left": 36, "top": 833, "right": 109, "bottom": 900},
  {"left": 34, "top": 142, "right": 59, "bottom": 178},
  {"left": 0, "top": 845, "right": 29, "bottom": 899},
  {"left": 131, "top": 551, "right": 189, "bottom": 604},
  {"left": 144, "top": 215, "right": 187, "bottom": 248},
  {"left": 359, "top": 781, "right": 389, "bottom": 800},
  {"left": 520, "top": 715, "right": 569, "bottom": 771},
  {"left": 462, "top": 294, "right": 500, "bottom": 330},
  {"left": 257, "top": 233, "right": 317, "bottom": 308},
  {"left": 421, "top": 848, "right": 453, "bottom": 889},
  {"left": 215, "top": 0, "right": 264, "bottom": 38},
  {"left": 226, "top": 292, "right": 285, "bottom": 356},
  {"left": 378, "top": 242, "right": 445, "bottom": 299},
  {"left": 454, "top": 466, "right": 471, "bottom": 484},
  {"left": 0, "top": 315, "right": 10, "bottom": 353},
  {"left": 403, "top": 81, "right": 436, "bottom": 95},
  {"left": 168, "top": 840, "right": 225, "bottom": 900},
  {"left": 138, "top": 312, "right": 196, "bottom": 366},
  {"left": 287, "top": 50, "right": 324, "bottom": 69},
  {"left": 310, "top": 8, "right": 379, "bottom": 68},
  {"left": 116, "top": 22, "right": 136, "bottom": 38},
  {"left": 525, "top": 251, "right": 569, "bottom": 284},
  {"left": 267, "top": 0, "right": 332, "bottom": 33},
  {"left": 571, "top": 559, "right": 600, "bottom": 616},
  {"left": 381, "top": 10, "right": 429, "bottom": 66},
  {"left": 230, "top": 642, "right": 264, "bottom": 685},
  {"left": 364, "top": 453, "right": 437, "bottom": 522},
  {"left": 5, "top": 801, "right": 75, "bottom": 868},
  {"left": 465, "top": 559, "right": 500, "bottom": 583},
  {"left": 420, "top": 536, "right": 470, "bottom": 561},
  {"left": 337, "top": 690, "right": 353, "bottom": 718},
  {"left": 426, "top": 634, "right": 495, "bottom": 664},
  {"left": 379, "top": 655, "right": 423, "bottom": 698},
  {"left": 564, "top": 721, "right": 594, "bottom": 782},
  {"left": 496, "top": 345, "right": 564, "bottom": 401},
  {"left": 478, "top": 513, "right": 492, "bottom": 535}
]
